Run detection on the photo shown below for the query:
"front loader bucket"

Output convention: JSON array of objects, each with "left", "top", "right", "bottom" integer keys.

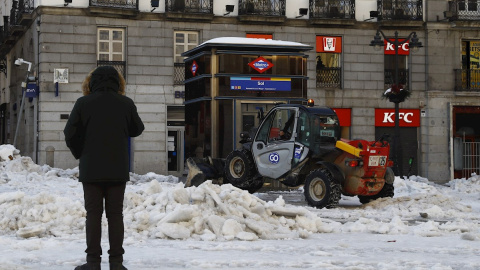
[{"left": 184, "top": 157, "right": 226, "bottom": 187}]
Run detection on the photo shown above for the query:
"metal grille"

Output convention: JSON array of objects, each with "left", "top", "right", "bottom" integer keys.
[
  {"left": 89, "top": 0, "right": 138, "bottom": 9},
  {"left": 309, "top": 0, "right": 355, "bottom": 19},
  {"left": 377, "top": 0, "right": 423, "bottom": 21},
  {"left": 238, "top": 0, "right": 286, "bottom": 16},
  {"left": 316, "top": 67, "right": 341, "bottom": 88},
  {"left": 384, "top": 68, "right": 409, "bottom": 89},
  {"left": 449, "top": 0, "right": 480, "bottom": 20},
  {"left": 96, "top": 60, "right": 126, "bottom": 79},
  {"left": 165, "top": 0, "right": 213, "bottom": 13},
  {"left": 454, "top": 69, "right": 480, "bottom": 91},
  {"left": 463, "top": 141, "right": 480, "bottom": 178},
  {"left": 174, "top": 63, "right": 185, "bottom": 85}
]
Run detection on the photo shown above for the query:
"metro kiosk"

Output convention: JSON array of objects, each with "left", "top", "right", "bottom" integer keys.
[{"left": 182, "top": 37, "right": 313, "bottom": 159}]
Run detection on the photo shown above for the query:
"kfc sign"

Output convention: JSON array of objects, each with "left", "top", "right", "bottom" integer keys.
[
  {"left": 375, "top": 109, "right": 420, "bottom": 127},
  {"left": 384, "top": 39, "right": 410, "bottom": 55},
  {"left": 316, "top": 36, "right": 342, "bottom": 53}
]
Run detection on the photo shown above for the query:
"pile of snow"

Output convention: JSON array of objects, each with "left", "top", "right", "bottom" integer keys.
[{"left": 0, "top": 144, "right": 479, "bottom": 243}]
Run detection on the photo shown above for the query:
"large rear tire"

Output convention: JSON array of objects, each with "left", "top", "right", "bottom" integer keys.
[
  {"left": 304, "top": 168, "right": 341, "bottom": 209},
  {"left": 225, "top": 149, "right": 260, "bottom": 192}
]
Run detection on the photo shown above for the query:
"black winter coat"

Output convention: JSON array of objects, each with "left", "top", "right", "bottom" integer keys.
[{"left": 64, "top": 88, "right": 144, "bottom": 183}]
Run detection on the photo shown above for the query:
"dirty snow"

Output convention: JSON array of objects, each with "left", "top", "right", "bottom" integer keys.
[{"left": 0, "top": 144, "right": 479, "bottom": 269}]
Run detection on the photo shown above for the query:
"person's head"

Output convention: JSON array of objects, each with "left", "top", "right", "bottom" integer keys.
[{"left": 82, "top": 66, "right": 125, "bottom": 96}]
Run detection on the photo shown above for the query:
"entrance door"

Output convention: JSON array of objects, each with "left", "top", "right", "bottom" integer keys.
[
  {"left": 167, "top": 127, "right": 185, "bottom": 176},
  {"left": 375, "top": 127, "right": 418, "bottom": 176},
  {"left": 251, "top": 107, "right": 297, "bottom": 179}
]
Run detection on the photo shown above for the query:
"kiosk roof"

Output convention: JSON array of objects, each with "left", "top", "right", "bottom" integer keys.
[{"left": 182, "top": 37, "right": 313, "bottom": 56}]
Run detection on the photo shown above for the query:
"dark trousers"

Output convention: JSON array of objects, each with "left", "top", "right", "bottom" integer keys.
[{"left": 82, "top": 182, "right": 126, "bottom": 264}]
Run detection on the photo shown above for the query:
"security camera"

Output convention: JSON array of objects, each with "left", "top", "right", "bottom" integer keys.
[{"left": 15, "top": 58, "right": 23, "bottom": 66}]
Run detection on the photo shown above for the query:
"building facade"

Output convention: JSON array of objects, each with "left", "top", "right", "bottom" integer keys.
[{"left": 0, "top": 0, "right": 478, "bottom": 182}]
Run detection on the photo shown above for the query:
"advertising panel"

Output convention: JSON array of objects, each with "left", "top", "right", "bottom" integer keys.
[{"left": 230, "top": 77, "right": 291, "bottom": 91}]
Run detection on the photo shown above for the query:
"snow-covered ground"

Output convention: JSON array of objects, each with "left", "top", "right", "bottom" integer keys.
[{"left": 0, "top": 144, "right": 479, "bottom": 270}]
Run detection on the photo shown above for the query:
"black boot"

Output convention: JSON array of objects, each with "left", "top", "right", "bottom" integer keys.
[
  {"left": 110, "top": 262, "right": 127, "bottom": 270},
  {"left": 74, "top": 262, "right": 101, "bottom": 270}
]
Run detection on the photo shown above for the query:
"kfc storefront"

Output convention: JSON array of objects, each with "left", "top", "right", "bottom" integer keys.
[{"left": 375, "top": 108, "right": 420, "bottom": 176}]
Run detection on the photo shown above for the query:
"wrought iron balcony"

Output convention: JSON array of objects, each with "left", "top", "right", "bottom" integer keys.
[
  {"left": 89, "top": 0, "right": 138, "bottom": 9},
  {"left": 174, "top": 63, "right": 185, "bottom": 85},
  {"left": 309, "top": 0, "right": 355, "bottom": 19},
  {"left": 238, "top": 0, "right": 286, "bottom": 16},
  {"left": 377, "top": 0, "right": 423, "bottom": 21},
  {"left": 316, "top": 67, "right": 341, "bottom": 88},
  {"left": 447, "top": 0, "right": 480, "bottom": 20},
  {"left": 165, "top": 0, "right": 213, "bottom": 13},
  {"left": 454, "top": 69, "right": 480, "bottom": 91},
  {"left": 384, "top": 68, "right": 409, "bottom": 89},
  {"left": 97, "top": 60, "right": 126, "bottom": 79}
]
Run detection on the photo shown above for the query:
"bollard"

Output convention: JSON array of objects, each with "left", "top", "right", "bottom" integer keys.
[{"left": 45, "top": 146, "right": 55, "bottom": 167}]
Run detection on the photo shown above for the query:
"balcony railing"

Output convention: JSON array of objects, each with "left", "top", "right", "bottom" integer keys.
[
  {"left": 448, "top": 0, "right": 480, "bottom": 20},
  {"left": 454, "top": 69, "right": 480, "bottom": 91},
  {"left": 89, "top": 0, "right": 138, "bottom": 9},
  {"left": 174, "top": 63, "right": 185, "bottom": 85},
  {"left": 384, "top": 68, "right": 409, "bottom": 89},
  {"left": 309, "top": 0, "right": 355, "bottom": 19},
  {"left": 377, "top": 0, "right": 423, "bottom": 21},
  {"left": 238, "top": 0, "right": 286, "bottom": 16},
  {"left": 97, "top": 60, "right": 126, "bottom": 79},
  {"left": 316, "top": 67, "right": 341, "bottom": 88},
  {"left": 166, "top": 0, "right": 213, "bottom": 13}
]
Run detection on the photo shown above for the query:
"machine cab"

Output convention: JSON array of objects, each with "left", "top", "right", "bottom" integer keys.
[{"left": 251, "top": 105, "right": 340, "bottom": 180}]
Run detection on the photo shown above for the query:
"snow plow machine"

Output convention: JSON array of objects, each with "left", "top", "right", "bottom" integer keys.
[{"left": 185, "top": 102, "right": 395, "bottom": 209}]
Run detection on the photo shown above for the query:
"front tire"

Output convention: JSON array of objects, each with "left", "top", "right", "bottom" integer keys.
[
  {"left": 304, "top": 168, "right": 341, "bottom": 209},
  {"left": 225, "top": 149, "right": 258, "bottom": 192}
]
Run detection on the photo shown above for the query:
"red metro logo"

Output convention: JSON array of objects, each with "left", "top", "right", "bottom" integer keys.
[{"left": 248, "top": 57, "right": 273, "bottom": 73}]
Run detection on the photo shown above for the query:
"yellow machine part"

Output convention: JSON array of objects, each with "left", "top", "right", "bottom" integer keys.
[{"left": 335, "top": 141, "right": 362, "bottom": 157}]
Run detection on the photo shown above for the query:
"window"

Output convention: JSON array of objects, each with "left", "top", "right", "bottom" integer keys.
[
  {"left": 383, "top": 38, "right": 409, "bottom": 89},
  {"left": 384, "top": 54, "right": 408, "bottom": 89},
  {"left": 174, "top": 31, "right": 199, "bottom": 63},
  {"left": 316, "top": 36, "right": 342, "bottom": 88},
  {"left": 97, "top": 28, "right": 124, "bottom": 61},
  {"left": 174, "top": 31, "right": 198, "bottom": 85},
  {"left": 460, "top": 40, "right": 480, "bottom": 90}
]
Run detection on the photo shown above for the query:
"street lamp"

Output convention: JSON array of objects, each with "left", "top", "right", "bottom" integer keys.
[
  {"left": 13, "top": 58, "right": 33, "bottom": 147},
  {"left": 370, "top": 30, "right": 422, "bottom": 176}
]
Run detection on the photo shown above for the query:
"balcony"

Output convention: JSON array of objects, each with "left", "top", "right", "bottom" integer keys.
[
  {"left": 97, "top": 60, "right": 126, "bottom": 79},
  {"left": 89, "top": 0, "right": 139, "bottom": 17},
  {"left": 454, "top": 69, "right": 480, "bottom": 91},
  {"left": 165, "top": 0, "right": 214, "bottom": 21},
  {"left": 238, "top": 0, "right": 286, "bottom": 23},
  {"left": 316, "top": 67, "right": 341, "bottom": 88},
  {"left": 174, "top": 63, "right": 185, "bottom": 85},
  {"left": 377, "top": 0, "right": 423, "bottom": 23},
  {"left": 309, "top": 0, "right": 356, "bottom": 25},
  {"left": 448, "top": 0, "right": 480, "bottom": 21}
]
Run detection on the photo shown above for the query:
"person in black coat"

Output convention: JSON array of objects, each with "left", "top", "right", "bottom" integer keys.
[{"left": 64, "top": 66, "right": 144, "bottom": 270}]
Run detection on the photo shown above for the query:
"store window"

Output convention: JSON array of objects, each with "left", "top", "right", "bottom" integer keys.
[
  {"left": 316, "top": 36, "right": 342, "bottom": 88},
  {"left": 97, "top": 28, "right": 126, "bottom": 77},
  {"left": 461, "top": 40, "right": 480, "bottom": 90},
  {"left": 174, "top": 31, "right": 199, "bottom": 84}
]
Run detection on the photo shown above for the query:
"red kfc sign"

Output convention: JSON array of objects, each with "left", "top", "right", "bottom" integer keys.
[
  {"left": 316, "top": 36, "right": 342, "bottom": 53},
  {"left": 375, "top": 109, "right": 420, "bottom": 127},
  {"left": 384, "top": 39, "right": 410, "bottom": 55}
]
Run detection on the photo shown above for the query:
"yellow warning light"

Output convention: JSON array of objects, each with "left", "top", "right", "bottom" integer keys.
[{"left": 307, "top": 99, "right": 315, "bottom": 107}]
